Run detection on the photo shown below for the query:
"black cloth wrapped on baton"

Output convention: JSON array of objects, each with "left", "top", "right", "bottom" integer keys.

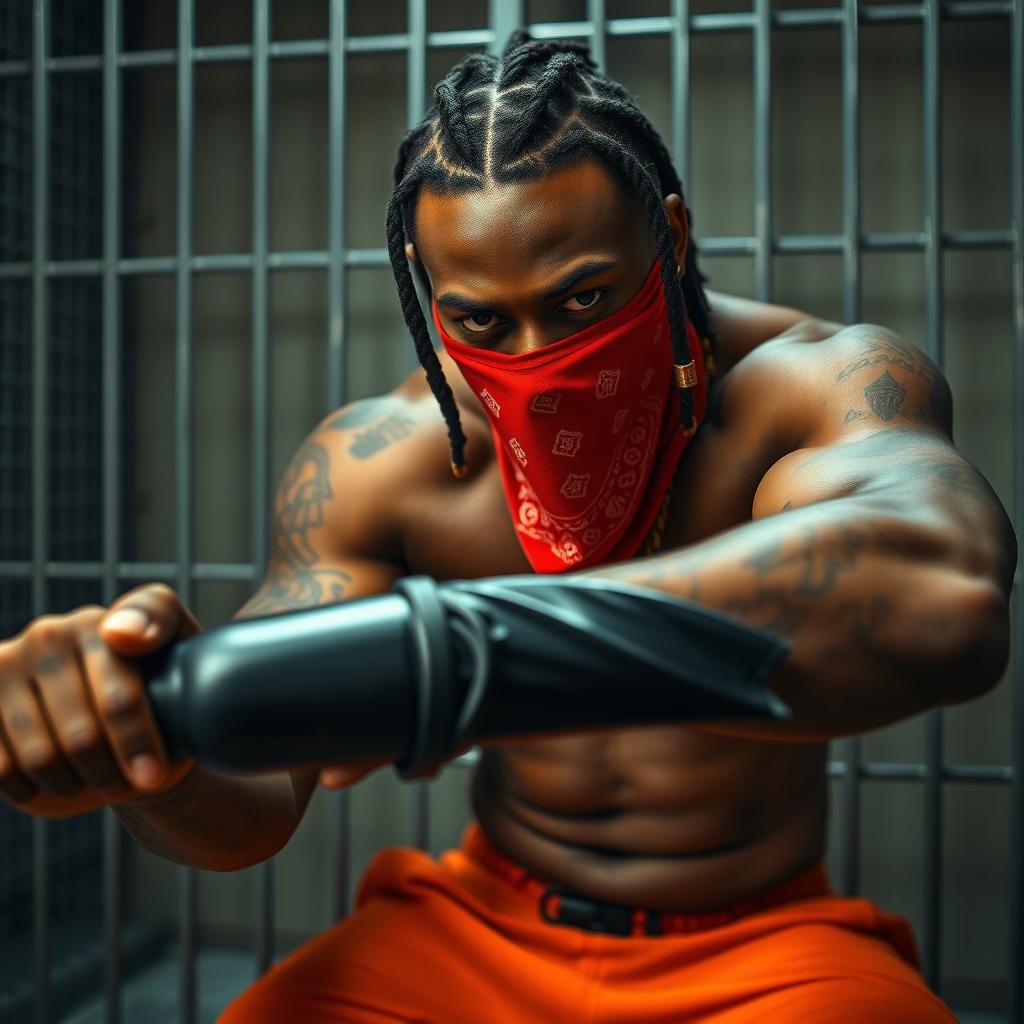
[{"left": 142, "top": 575, "right": 792, "bottom": 779}]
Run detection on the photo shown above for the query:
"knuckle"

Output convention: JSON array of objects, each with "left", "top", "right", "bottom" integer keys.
[
  {"left": 101, "top": 684, "right": 143, "bottom": 718},
  {"left": 62, "top": 720, "right": 101, "bottom": 755},
  {"left": 146, "top": 582, "right": 177, "bottom": 602},
  {"left": 70, "top": 604, "right": 106, "bottom": 623},
  {"left": 28, "top": 616, "right": 65, "bottom": 645},
  {"left": 18, "top": 742, "right": 55, "bottom": 772},
  {"left": 33, "top": 648, "right": 70, "bottom": 677}
]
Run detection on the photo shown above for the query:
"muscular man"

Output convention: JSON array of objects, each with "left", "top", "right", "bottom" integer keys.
[{"left": 0, "top": 34, "right": 1015, "bottom": 1023}]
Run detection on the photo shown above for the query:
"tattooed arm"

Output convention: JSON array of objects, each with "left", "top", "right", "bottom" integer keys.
[
  {"left": 593, "top": 324, "right": 1017, "bottom": 740},
  {"left": 115, "top": 394, "right": 432, "bottom": 869}
]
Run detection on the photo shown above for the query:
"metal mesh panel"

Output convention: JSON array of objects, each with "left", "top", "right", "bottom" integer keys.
[{"left": 0, "top": 2, "right": 118, "bottom": 1020}]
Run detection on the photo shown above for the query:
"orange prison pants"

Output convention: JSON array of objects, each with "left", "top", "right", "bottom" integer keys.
[{"left": 219, "top": 822, "right": 957, "bottom": 1023}]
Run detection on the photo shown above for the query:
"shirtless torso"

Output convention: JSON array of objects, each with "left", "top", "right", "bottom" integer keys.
[{"left": 254, "top": 312, "right": 836, "bottom": 912}]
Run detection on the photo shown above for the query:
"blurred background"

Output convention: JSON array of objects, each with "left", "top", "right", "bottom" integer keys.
[{"left": 0, "top": 0, "right": 1020, "bottom": 1021}]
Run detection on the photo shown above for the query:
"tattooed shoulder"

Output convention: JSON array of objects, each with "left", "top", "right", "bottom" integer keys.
[
  {"left": 324, "top": 396, "right": 421, "bottom": 462},
  {"left": 324, "top": 396, "right": 404, "bottom": 432},
  {"left": 827, "top": 324, "right": 951, "bottom": 432}
]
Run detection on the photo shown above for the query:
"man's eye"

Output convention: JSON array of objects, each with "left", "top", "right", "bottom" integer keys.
[
  {"left": 562, "top": 288, "right": 605, "bottom": 312},
  {"left": 459, "top": 313, "right": 500, "bottom": 334}
]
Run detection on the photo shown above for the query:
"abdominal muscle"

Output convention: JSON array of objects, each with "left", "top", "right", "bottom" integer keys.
[{"left": 471, "top": 726, "right": 830, "bottom": 911}]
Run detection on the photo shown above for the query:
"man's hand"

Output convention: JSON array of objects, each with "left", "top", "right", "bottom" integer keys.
[{"left": 0, "top": 584, "right": 199, "bottom": 818}]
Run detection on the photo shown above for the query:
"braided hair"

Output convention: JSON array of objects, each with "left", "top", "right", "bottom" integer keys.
[{"left": 387, "top": 31, "right": 716, "bottom": 477}]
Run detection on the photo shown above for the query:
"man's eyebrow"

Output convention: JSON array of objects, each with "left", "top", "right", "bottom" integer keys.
[
  {"left": 434, "top": 291, "right": 493, "bottom": 315},
  {"left": 435, "top": 259, "right": 620, "bottom": 313},
  {"left": 540, "top": 259, "right": 619, "bottom": 300}
]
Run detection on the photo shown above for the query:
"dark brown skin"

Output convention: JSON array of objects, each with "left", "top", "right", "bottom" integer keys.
[{"left": 0, "top": 160, "right": 1015, "bottom": 907}]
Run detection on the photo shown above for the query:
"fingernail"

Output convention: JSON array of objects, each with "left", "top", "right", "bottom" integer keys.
[
  {"left": 130, "top": 754, "right": 162, "bottom": 788},
  {"left": 103, "top": 608, "right": 150, "bottom": 636}
]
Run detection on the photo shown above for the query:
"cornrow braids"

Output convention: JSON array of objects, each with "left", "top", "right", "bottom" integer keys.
[{"left": 387, "top": 31, "right": 718, "bottom": 476}]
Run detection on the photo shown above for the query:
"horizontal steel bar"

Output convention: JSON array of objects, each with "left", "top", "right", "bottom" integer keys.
[
  {"left": 530, "top": 4, "right": 1010, "bottom": 40},
  {"left": 446, "top": 749, "right": 1014, "bottom": 782},
  {"left": 0, "top": 30, "right": 495, "bottom": 78},
  {"left": 346, "top": 29, "right": 493, "bottom": 53},
  {"left": 0, "top": 248, "right": 392, "bottom": 277},
  {"left": 1, "top": 1, "right": 1013, "bottom": 80},
  {"left": 531, "top": 17, "right": 674, "bottom": 39},
  {"left": 699, "top": 229, "right": 1014, "bottom": 258},
  {"left": 1, "top": 230, "right": 1015, "bottom": 281},
  {"left": 0, "top": 561, "right": 258, "bottom": 582},
  {"left": 839, "top": 761, "right": 1015, "bottom": 783}
]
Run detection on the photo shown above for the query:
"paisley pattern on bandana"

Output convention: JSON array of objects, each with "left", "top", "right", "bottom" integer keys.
[
  {"left": 512, "top": 395, "right": 662, "bottom": 567},
  {"left": 435, "top": 259, "right": 709, "bottom": 572}
]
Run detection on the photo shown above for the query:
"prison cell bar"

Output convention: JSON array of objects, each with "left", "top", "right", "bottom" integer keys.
[
  {"left": 921, "top": 0, "right": 945, "bottom": 993},
  {"left": 0, "top": 227, "right": 1014, "bottom": 281},
  {"left": 408, "top": 0, "right": 432, "bottom": 856},
  {"left": 250, "top": 0, "right": 275, "bottom": 979},
  {"left": 30, "top": 3, "right": 50, "bottom": 1023},
  {"left": 588, "top": 0, "right": 607, "bottom": 72},
  {"left": 1009, "top": 1, "right": 1024, "bottom": 1019},
  {"left": 669, "top": 0, "right": 692, "bottom": 204},
  {"left": 102, "top": 1, "right": 124, "bottom": 1020},
  {"left": 175, "top": 2, "right": 199, "bottom": 1021},
  {"left": 838, "top": 0, "right": 862, "bottom": 902},
  {"left": 327, "top": 0, "right": 353, "bottom": 927},
  {"left": 4, "top": 2, "right": 1021, "bottom": 1020}
]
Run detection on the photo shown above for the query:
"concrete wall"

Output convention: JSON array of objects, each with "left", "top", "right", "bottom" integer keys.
[{"left": 128, "top": 0, "right": 1016, "bottom": 1009}]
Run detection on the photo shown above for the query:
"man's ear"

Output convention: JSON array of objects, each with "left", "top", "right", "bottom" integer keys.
[
  {"left": 662, "top": 195, "right": 689, "bottom": 276},
  {"left": 405, "top": 242, "right": 417, "bottom": 264}
]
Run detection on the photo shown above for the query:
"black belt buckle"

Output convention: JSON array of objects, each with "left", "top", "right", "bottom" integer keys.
[{"left": 540, "top": 886, "right": 634, "bottom": 937}]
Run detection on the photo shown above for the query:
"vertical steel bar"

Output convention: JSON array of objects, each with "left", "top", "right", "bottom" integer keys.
[
  {"left": 838, "top": 0, "right": 862, "bottom": 901},
  {"left": 488, "top": 0, "right": 523, "bottom": 55},
  {"left": 251, "top": 0, "right": 275, "bottom": 978},
  {"left": 407, "top": 0, "right": 426, "bottom": 131},
  {"left": 669, "top": 0, "right": 692, "bottom": 196},
  {"left": 753, "top": 0, "right": 772, "bottom": 301},
  {"left": 30, "top": 2, "right": 50, "bottom": 1021},
  {"left": 411, "top": 782, "right": 429, "bottom": 851},
  {"left": 588, "top": 0, "right": 606, "bottom": 72},
  {"left": 841, "top": 0, "right": 861, "bottom": 327},
  {"left": 408, "top": 0, "right": 431, "bottom": 846},
  {"left": 327, "top": 0, "right": 346, "bottom": 414},
  {"left": 921, "top": 0, "right": 944, "bottom": 994},
  {"left": 330, "top": 789, "right": 353, "bottom": 920},
  {"left": 176, "top": 1, "right": 198, "bottom": 1020},
  {"left": 327, "top": 0, "right": 352, "bottom": 918},
  {"left": 101, "top": 0, "right": 124, "bottom": 1019},
  {"left": 1008, "top": 1, "right": 1023, "bottom": 1019}
]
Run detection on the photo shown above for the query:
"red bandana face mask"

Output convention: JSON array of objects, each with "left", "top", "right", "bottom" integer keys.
[{"left": 434, "top": 259, "right": 709, "bottom": 573}]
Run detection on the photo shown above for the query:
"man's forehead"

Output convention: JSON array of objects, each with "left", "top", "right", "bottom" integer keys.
[{"left": 413, "top": 159, "right": 648, "bottom": 282}]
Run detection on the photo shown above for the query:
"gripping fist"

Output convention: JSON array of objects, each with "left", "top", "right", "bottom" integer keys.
[{"left": 0, "top": 583, "right": 198, "bottom": 818}]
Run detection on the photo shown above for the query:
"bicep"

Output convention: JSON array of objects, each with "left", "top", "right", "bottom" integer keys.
[
  {"left": 234, "top": 412, "right": 405, "bottom": 621},
  {"left": 750, "top": 325, "right": 957, "bottom": 520},
  {"left": 749, "top": 327, "right": 1014, "bottom": 591}
]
